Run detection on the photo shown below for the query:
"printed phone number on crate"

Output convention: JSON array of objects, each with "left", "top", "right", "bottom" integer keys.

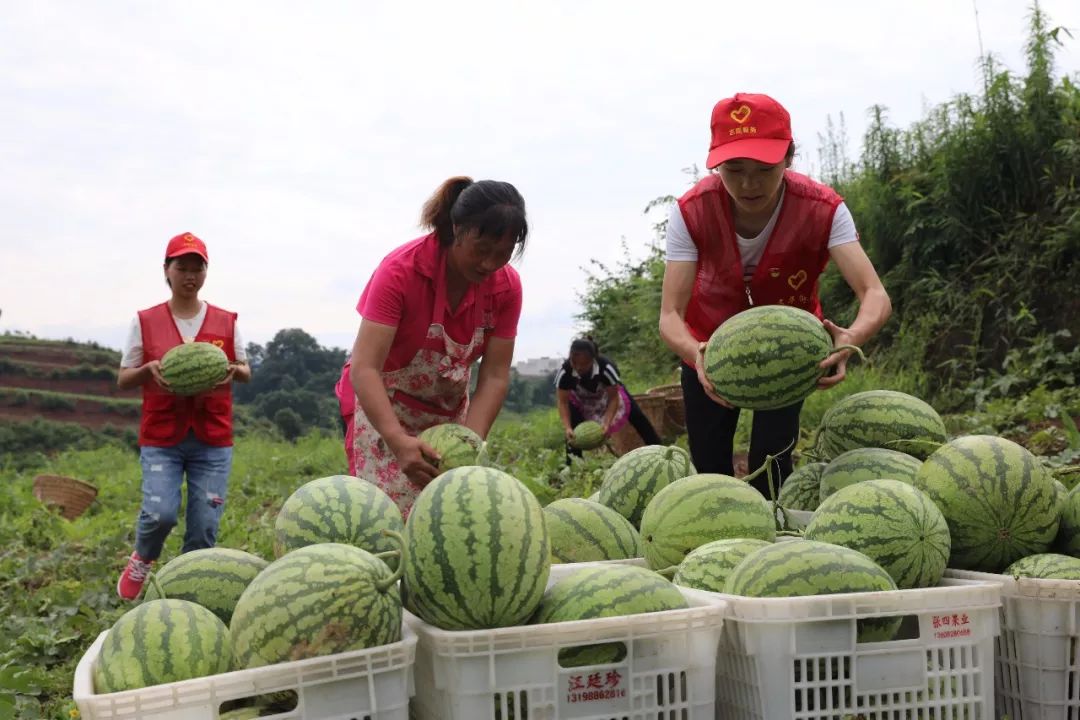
[{"left": 568, "top": 688, "right": 628, "bottom": 703}]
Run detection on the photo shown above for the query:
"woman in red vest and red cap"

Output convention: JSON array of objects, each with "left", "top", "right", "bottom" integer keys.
[
  {"left": 349, "top": 176, "right": 527, "bottom": 518},
  {"left": 115, "top": 232, "right": 251, "bottom": 600},
  {"left": 659, "top": 93, "right": 891, "bottom": 496}
]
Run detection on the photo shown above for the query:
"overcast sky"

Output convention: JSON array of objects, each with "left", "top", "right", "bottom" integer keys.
[{"left": 2, "top": 1, "right": 1078, "bottom": 366}]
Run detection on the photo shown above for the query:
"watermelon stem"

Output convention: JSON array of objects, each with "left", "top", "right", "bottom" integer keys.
[
  {"left": 377, "top": 530, "right": 407, "bottom": 592},
  {"left": 147, "top": 572, "right": 165, "bottom": 601},
  {"left": 826, "top": 344, "right": 866, "bottom": 362},
  {"left": 373, "top": 550, "right": 400, "bottom": 561},
  {"left": 655, "top": 565, "right": 678, "bottom": 580}
]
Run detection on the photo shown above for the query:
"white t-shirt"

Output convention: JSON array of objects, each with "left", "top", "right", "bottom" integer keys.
[
  {"left": 665, "top": 191, "right": 858, "bottom": 280},
  {"left": 120, "top": 301, "right": 247, "bottom": 368}
]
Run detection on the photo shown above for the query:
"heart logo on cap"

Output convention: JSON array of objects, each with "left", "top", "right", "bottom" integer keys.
[
  {"left": 788, "top": 270, "right": 807, "bottom": 290},
  {"left": 730, "top": 105, "right": 752, "bottom": 125}
]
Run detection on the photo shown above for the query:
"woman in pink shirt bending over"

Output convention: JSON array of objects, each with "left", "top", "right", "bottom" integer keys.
[{"left": 349, "top": 176, "right": 527, "bottom": 517}]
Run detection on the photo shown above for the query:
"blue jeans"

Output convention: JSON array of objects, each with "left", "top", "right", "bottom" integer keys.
[{"left": 134, "top": 432, "right": 233, "bottom": 561}]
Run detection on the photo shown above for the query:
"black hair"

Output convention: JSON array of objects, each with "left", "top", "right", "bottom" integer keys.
[
  {"left": 420, "top": 176, "right": 528, "bottom": 255},
  {"left": 569, "top": 337, "right": 599, "bottom": 359}
]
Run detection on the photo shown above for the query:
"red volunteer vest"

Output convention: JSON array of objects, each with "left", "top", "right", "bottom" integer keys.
[
  {"left": 679, "top": 170, "right": 842, "bottom": 341},
  {"left": 137, "top": 302, "right": 237, "bottom": 447}
]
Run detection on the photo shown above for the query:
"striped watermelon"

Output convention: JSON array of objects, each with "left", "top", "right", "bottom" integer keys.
[
  {"left": 417, "top": 423, "right": 484, "bottom": 471},
  {"left": 1004, "top": 553, "right": 1080, "bottom": 580},
  {"left": 142, "top": 548, "right": 267, "bottom": 625},
  {"left": 230, "top": 542, "right": 402, "bottom": 669},
  {"left": 814, "top": 390, "right": 947, "bottom": 460},
  {"left": 672, "top": 538, "right": 772, "bottom": 592},
  {"left": 818, "top": 447, "right": 922, "bottom": 501},
  {"left": 597, "top": 445, "right": 695, "bottom": 527},
  {"left": 639, "top": 474, "right": 776, "bottom": 570},
  {"left": 703, "top": 305, "right": 860, "bottom": 410},
  {"left": 804, "top": 479, "right": 950, "bottom": 588},
  {"left": 571, "top": 421, "right": 605, "bottom": 450},
  {"left": 1056, "top": 484, "right": 1080, "bottom": 556},
  {"left": 404, "top": 466, "right": 550, "bottom": 630},
  {"left": 776, "top": 462, "right": 827, "bottom": 511},
  {"left": 159, "top": 341, "right": 229, "bottom": 396},
  {"left": 95, "top": 599, "right": 232, "bottom": 692},
  {"left": 544, "top": 498, "right": 642, "bottom": 563},
  {"left": 913, "top": 435, "right": 1061, "bottom": 572},
  {"left": 530, "top": 564, "right": 688, "bottom": 666},
  {"left": 724, "top": 540, "right": 901, "bottom": 641},
  {"left": 273, "top": 475, "right": 404, "bottom": 565}
]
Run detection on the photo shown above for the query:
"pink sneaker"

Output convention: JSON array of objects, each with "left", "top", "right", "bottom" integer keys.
[{"left": 117, "top": 552, "right": 154, "bottom": 600}]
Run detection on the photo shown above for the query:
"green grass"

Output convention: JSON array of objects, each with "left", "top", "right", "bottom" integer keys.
[{"left": 0, "top": 389, "right": 139, "bottom": 409}]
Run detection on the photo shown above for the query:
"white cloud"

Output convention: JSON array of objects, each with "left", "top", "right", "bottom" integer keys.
[{"left": 1, "top": 0, "right": 1077, "bottom": 367}]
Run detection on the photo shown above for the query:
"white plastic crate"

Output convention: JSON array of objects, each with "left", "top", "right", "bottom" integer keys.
[
  {"left": 700, "top": 579, "right": 1001, "bottom": 720},
  {"left": 947, "top": 568, "right": 1080, "bottom": 720},
  {"left": 406, "top": 580, "right": 726, "bottom": 720},
  {"left": 72, "top": 625, "right": 417, "bottom": 720}
]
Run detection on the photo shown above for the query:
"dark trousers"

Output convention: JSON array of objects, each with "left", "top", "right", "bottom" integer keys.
[
  {"left": 680, "top": 363, "right": 801, "bottom": 498},
  {"left": 566, "top": 394, "right": 663, "bottom": 462}
]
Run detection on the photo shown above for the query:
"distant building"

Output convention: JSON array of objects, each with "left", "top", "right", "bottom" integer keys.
[{"left": 514, "top": 356, "right": 562, "bottom": 378}]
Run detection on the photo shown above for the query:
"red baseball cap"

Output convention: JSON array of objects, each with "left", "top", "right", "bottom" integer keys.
[
  {"left": 706, "top": 93, "right": 793, "bottom": 169},
  {"left": 165, "top": 232, "right": 208, "bottom": 263}
]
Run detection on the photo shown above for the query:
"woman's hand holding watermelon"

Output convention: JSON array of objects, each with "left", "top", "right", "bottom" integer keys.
[
  {"left": 818, "top": 318, "right": 856, "bottom": 389},
  {"left": 144, "top": 360, "right": 171, "bottom": 391},
  {"left": 390, "top": 434, "right": 441, "bottom": 486},
  {"left": 695, "top": 342, "right": 733, "bottom": 408}
]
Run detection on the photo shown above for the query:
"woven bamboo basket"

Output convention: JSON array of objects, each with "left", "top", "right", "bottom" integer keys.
[
  {"left": 609, "top": 423, "right": 645, "bottom": 456},
  {"left": 633, "top": 393, "right": 667, "bottom": 436},
  {"left": 647, "top": 383, "right": 686, "bottom": 434},
  {"left": 32, "top": 475, "right": 98, "bottom": 520}
]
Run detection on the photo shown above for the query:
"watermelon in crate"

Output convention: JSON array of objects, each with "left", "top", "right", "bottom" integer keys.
[
  {"left": 143, "top": 547, "right": 267, "bottom": 624},
  {"left": 95, "top": 599, "right": 232, "bottom": 693},
  {"left": 672, "top": 538, "right": 772, "bottom": 593},
  {"left": 818, "top": 447, "right": 922, "bottom": 501},
  {"left": 230, "top": 542, "right": 404, "bottom": 669},
  {"left": 639, "top": 473, "right": 775, "bottom": 570},
  {"left": 805, "top": 479, "right": 950, "bottom": 588},
  {"left": 597, "top": 444, "right": 695, "bottom": 527},
  {"left": 273, "top": 474, "right": 404, "bottom": 563},
  {"left": 776, "top": 462, "right": 826, "bottom": 511},
  {"left": 702, "top": 305, "right": 862, "bottom": 410},
  {"left": 159, "top": 341, "right": 230, "bottom": 395},
  {"left": 543, "top": 498, "right": 642, "bottom": 563},
  {"left": 403, "top": 466, "right": 550, "bottom": 630},
  {"left": 914, "top": 435, "right": 1061, "bottom": 572},
  {"left": 813, "top": 390, "right": 947, "bottom": 460}
]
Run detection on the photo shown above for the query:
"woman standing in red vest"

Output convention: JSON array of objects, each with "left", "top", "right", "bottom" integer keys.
[
  {"left": 115, "top": 232, "right": 251, "bottom": 600},
  {"left": 349, "top": 177, "right": 526, "bottom": 518},
  {"left": 659, "top": 93, "right": 891, "bottom": 496}
]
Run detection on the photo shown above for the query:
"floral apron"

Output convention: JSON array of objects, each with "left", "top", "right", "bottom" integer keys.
[{"left": 353, "top": 256, "right": 493, "bottom": 518}]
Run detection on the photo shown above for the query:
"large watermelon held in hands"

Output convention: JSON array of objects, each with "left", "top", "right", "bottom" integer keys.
[
  {"left": 672, "top": 538, "right": 772, "bottom": 592},
  {"left": 805, "top": 479, "right": 950, "bottom": 589},
  {"left": 530, "top": 564, "right": 688, "bottom": 667},
  {"left": 95, "top": 599, "right": 232, "bottom": 693},
  {"left": 776, "top": 462, "right": 827, "bottom": 511},
  {"left": 597, "top": 445, "right": 695, "bottom": 527},
  {"left": 703, "top": 305, "right": 861, "bottom": 411},
  {"left": 913, "top": 435, "right": 1061, "bottom": 572},
  {"left": 404, "top": 466, "right": 550, "bottom": 630},
  {"left": 570, "top": 421, "right": 605, "bottom": 450},
  {"left": 159, "top": 341, "right": 230, "bottom": 395},
  {"left": 639, "top": 474, "right": 776, "bottom": 570},
  {"left": 143, "top": 547, "right": 267, "bottom": 625},
  {"left": 543, "top": 498, "right": 642, "bottom": 563},
  {"left": 273, "top": 475, "right": 404, "bottom": 565},
  {"left": 724, "top": 540, "right": 901, "bottom": 642},
  {"left": 229, "top": 542, "right": 403, "bottom": 669},
  {"left": 418, "top": 423, "right": 484, "bottom": 471},
  {"left": 818, "top": 447, "right": 922, "bottom": 501},
  {"left": 814, "top": 390, "right": 947, "bottom": 460}
]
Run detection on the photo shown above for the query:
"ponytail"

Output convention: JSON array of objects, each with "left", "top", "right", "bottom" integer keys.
[{"left": 420, "top": 176, "right": 474, "bottom": 246}]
